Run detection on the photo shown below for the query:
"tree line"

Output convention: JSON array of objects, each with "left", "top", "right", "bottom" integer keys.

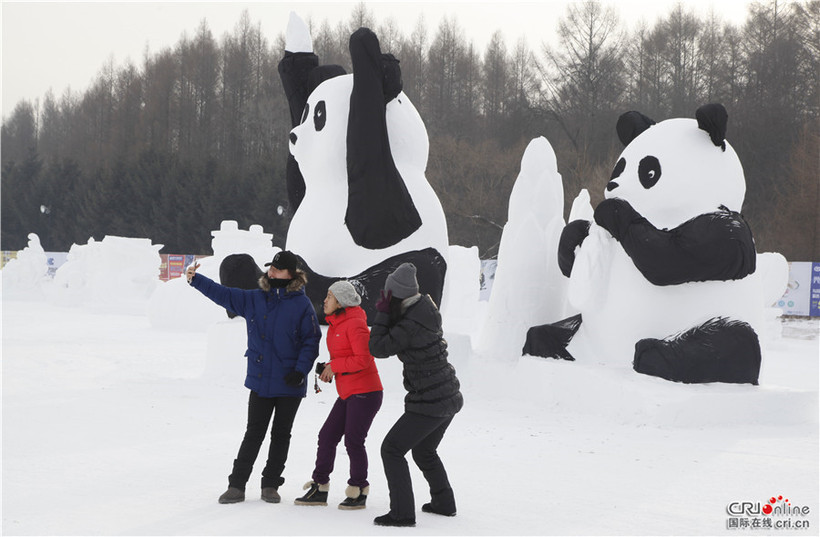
[{"left": 2, "top": 1, "right": 818, "bottom": 261}]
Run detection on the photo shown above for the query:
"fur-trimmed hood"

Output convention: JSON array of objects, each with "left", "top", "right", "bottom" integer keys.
[{"left": 257, "top": 270, "right": 308, "bottom": 293}]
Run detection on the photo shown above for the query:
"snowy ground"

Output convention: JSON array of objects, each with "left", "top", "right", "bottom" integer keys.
[{"left": 2, "top": 295, "right": 818, "bottom": 536}]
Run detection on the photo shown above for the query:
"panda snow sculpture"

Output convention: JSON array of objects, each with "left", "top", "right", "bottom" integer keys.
[
  {"left": 272, "top": 13, "right": 449, "bottom": 323},
  {"left": 524, "top": 104, "right": 763, "bottom": 385}
]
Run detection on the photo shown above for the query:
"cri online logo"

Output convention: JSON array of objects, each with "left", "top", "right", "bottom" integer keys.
[
  {"left": 727, "top": 495, "right": 811, "bottom": 517},
  {"left": 763, "top": 496, "right": 789, "bottom": 515}
]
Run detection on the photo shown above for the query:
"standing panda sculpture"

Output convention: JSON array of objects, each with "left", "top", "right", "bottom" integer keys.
[
  {"left": 275, "top": 13, "right": 449, "bottom": 323},
  {"left": 524, "top": 104, "right": 763, "bottom": 385}
]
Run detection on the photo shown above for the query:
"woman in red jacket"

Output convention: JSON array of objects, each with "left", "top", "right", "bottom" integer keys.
[{"left": 295, "top": 280, "right": 383, "bottom": 510}]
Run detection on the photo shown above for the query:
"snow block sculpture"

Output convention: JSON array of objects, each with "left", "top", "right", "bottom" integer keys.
[
  {"left": 1, "top": 233, "right": 50, "bottom": 300},
  {"left": 276, "top": 13, "right": 449, "bottom": 323},
  {"left": 54, "top": 235, "right": 162, "bottom": 313},
  {"left": 524, "top": 104, "right": 764, "bottom": 385},
  {"left": 148, "top": 221, "right": 277, "bottom": 331}
]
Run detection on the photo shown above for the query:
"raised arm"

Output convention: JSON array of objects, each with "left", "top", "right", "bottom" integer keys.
[{"left": 594, "top": 198, "right": 756, "bottom": 285}]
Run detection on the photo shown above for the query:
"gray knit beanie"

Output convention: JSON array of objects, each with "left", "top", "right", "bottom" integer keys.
[
  {"left": 328, "top": 280, "right": 361, "bottom": 308},
  {"left": 385, "top": 262, "right": 419, "bottom": 299}
]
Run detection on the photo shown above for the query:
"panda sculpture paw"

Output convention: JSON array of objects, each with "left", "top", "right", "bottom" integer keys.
[
  {"left": 558, "top": 220, "right": 591, "bottom": 277},
  {"left": 593, "top": 198, "right": 641, "bottom": 241}
]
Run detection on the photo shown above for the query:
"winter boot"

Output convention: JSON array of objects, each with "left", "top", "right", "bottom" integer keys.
[
  {"left": 218, "top": 486, "right": 245, "bottom": 504},
  {"left": 421, "top": 487, "right": 456, "bottom": 516},
  {"left": 422, "top": 503, "right": 456, "bottom": 517},
  {"left": 338, "top": 485, "right": 369, "bottom": 510},
  {"left": 294, "top": 481, "right": 329, "bottom": 506},
  {"left": 374, "top": 513, "right": 416, "bottom": 527},
  {"left": 261, "top": 487, "right": 281, "bottom": 503}
]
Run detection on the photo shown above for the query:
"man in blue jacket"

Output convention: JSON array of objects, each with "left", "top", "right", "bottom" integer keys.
[{"left": 186, "top": 250, "right": 321, "bottom": 505}]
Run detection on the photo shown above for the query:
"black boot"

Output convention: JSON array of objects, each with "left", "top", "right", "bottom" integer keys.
[
  {"left": 294, "top": 481, "right": 329, "bottom": 506},
  {"left": 422, "top": 503, "right": 456, "bottom": 516},
  {"left": 338, "top": 485, "right": 369, "bottom": 510},
  {"left": 422, "top": 487, "right": 456, "bottom": 516},
  {"left": 374, "top": 513, "right": 415, "bottom": 527}
]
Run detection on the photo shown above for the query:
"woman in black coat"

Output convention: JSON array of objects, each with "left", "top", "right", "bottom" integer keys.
[{"left": 368, "top": 262, "right": 463, "bottom": 527}]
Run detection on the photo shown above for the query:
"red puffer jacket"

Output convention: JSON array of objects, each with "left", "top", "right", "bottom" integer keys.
[{"left": 326, "top": 306, "right": 383, "bottom": 399}]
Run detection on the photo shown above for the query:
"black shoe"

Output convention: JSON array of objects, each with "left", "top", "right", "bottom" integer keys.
[
  {"left": 374, "top": 513, "right": 416, "bottom": 527},
  {"left": 218, "top": 486, "right": 245, "bottom": 504},
  {"left": 422, "top": 503, "right": 456, "bottom": 517},
  {"left": 338, "top": 485, "right": 369, "bottom": 510},
  {"left": 294, "top": 481, "right": 329, "bottom": 506}
]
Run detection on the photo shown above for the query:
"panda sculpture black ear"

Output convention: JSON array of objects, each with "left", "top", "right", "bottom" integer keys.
[
  {"left": 616, "top": 111, "right": 656, "bottom": 146},
  {"left": 696, "top": 103, "right": 728, "bottom": 151}
]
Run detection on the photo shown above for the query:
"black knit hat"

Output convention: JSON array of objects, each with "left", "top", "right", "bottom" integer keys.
[{"left": 265, "top": 250, "right": 298, "bottom": 273}]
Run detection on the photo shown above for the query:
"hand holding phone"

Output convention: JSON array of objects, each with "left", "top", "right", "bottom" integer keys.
[{"left": 186, "top": 262, "right": 200, "bottom": 283}]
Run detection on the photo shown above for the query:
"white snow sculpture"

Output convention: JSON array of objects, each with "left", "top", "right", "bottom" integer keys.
[
  {"left": 525, "top": 105, "right": 787, "bottom": 385},
  {"left": 50, "top": 235, "right": 162, "bottom": 312},
  {"left": 277, "top": 12, "right": 449, "bottom": 322},
  {"left": 147, "top": 221, "right": 278, "bottom": 330},
  {"left": 476, "top": 137, "right": 568, "bottom": 360},
  {"left": 1, "top": 233, "right": 50, "bottom": 300}
]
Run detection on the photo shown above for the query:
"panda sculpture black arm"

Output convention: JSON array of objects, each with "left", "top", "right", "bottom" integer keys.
[
  {"left": 557, "top": 219, "right": 591, "bottom": 278},
  {"left": 345, "top": 27, "right": 422, "bottom": 250},
  {"left": 593, "top": 197, "right": 756, "bottom": 286}
]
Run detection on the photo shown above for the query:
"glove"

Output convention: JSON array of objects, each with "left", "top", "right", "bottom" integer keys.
[
  {"left": 558, "top": 220, "right": 591, "bottom": 277},
  {"left": 594, "top": 198, "right": 640, "bottom": 241},
  {"left": 315, "top": 362, "right": 326, "bottom": 375},
  {"left": 284, "top": 370, "right": 305, "bottom": 387},
  {"left": 375, "top": 289, "right": 392, "bottom": 313}
]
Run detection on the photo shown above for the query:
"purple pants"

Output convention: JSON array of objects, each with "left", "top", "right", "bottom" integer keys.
[{"left": 312, "top": 390, "right": 383, "bottom": 488}]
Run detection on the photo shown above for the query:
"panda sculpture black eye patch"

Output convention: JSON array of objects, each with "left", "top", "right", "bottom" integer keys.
[
  {"left": 611, "top": 158, "right": 626, "bottom": 179},
  {"left": 314, "top": 101, "right": 326, "bottom": 131},
  {"left": 638, "top": 156, "right": 661, "bottom": 189}
]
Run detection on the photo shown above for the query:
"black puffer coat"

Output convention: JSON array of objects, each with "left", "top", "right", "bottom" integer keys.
[{"left": 369, "top": 295, "right": 463, "bottom": 418}]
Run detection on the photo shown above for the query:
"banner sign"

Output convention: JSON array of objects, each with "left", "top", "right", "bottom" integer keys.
[{"left": 776, "top": 262, "right": 816, "bottom": 317}]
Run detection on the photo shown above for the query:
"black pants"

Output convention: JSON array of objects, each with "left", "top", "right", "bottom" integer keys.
[
  {"left": 381, "top": 412, "right": 455, "bottom": 520},
  {"left": 228, "top": 390, "right": 302, "bottom": 490}
]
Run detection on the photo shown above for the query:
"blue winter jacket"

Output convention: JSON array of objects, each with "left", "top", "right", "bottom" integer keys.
[{"left": 190, "top": 273, "right": 321, "bottom": 398}]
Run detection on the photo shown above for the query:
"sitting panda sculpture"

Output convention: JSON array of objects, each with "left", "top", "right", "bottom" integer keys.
[
  {"left": 274, "top": 13, "right": 449, "bottom": 323},
  {"left": 524, "top": 104, "right": 763, "bottom": 385}
]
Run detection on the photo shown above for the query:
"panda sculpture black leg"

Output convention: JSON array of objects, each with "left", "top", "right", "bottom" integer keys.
[
  {"left": 523, "top": 315, "right": 582, "bottom": 360},
  {"left": 633, "top": 318, "right": 761, "bottom": 385},
  {"left": 218, "top": 254, "right": 265, "bottom": 319},
  {"left": 297, "top": 249, "right": 447, "bottom": 325}
]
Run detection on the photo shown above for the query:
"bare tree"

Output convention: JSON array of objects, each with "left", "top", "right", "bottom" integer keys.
[
  {"left": 377, "top": 16, "right": 402, "bottom": 53},
  {"left": 662, "top": 3, "right": 701, "bottom": 115},
  {"left": 482, "top": 31, "right": 509, "bottom": 135},
  {"left": 426, "top": 16, "right": 469, "bottom": 135},
  {"left": 348, "top": 2, "right": 375, "bottom": 33},
  {"left": 399, "top": 15, "right": 429, "bottom": 105},
  {"left": 1, "top": 101, "right": 38, "bottom": 166}
]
